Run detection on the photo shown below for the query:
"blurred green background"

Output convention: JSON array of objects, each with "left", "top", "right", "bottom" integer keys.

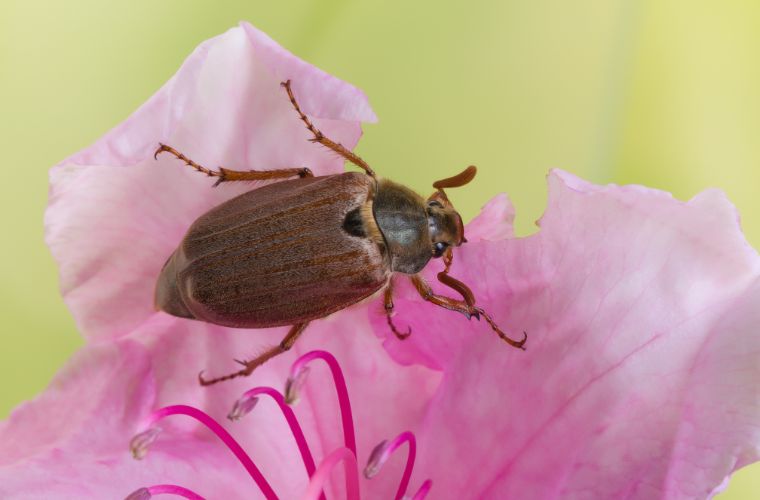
[{"left": 1, "top": 1, "right": 758, "bottom": 496}]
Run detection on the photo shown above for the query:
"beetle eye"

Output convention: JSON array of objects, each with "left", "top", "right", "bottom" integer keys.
[{"left": 433, "top": 241, "right": 448, "bottom": 258}]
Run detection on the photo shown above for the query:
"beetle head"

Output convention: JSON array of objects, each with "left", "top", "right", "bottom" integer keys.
[{"left": 426, "top": 165, "right": 477, "bottom": 258}]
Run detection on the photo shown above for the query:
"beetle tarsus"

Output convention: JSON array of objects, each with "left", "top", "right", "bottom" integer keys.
[
  {"left": 480, "top": 310, "right": 527, "bottom": 350},
  {"left": 386, "top": 314, "right": 412, "bottom": 340},
  {"left": 198, "top": 367, "right": 252, "bottom": 387}
]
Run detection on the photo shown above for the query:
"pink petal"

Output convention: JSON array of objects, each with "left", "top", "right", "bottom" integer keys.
[
  {"left": 0, "top": 340, "right": 154, "bottom": 466},
  {"left": 0, "top": 343, "right": 249, "bottom": 499},
  {"left": 45, "top": 22, "right": 374, "bottom": 342},
  {"left": 463, "top": 193, "right": 516, "bottom": 242},
  {"left": 371, "top": 169, "right": 760, "bottom": 498},
  {"left": 0, "top": 313, "right": 439, "bottom": 498}
]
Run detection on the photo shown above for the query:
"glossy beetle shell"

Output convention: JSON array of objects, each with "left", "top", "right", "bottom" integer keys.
[{"left": 155, "top": 172, "right": 390, "bottom": 328}]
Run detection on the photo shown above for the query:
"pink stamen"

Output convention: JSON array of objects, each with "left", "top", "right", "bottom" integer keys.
[
  {"left": 363, "top": 431, "right": 418, "bottom": 500},
  {"left": 289, "top": 350, "right": 357, "bottom": 455},
  {"left": 302, "top": 447, "right": 360, "bottom": 500},
  {"left": 234, "top": 386, "right": 318, "bottom": 485},
  {"left": 125, "top": 484, "right": 205, "bottom": 499},
  {"left": 411, "top": 479, "right": 433, "bottom": 500},
  {"left": 127, "top": 352, "right": 429, "bottom": 499},
  {"left": 134, "top": 405, "right": 277, "bottom": 500}
]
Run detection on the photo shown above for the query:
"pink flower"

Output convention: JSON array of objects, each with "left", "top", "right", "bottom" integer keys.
[{"left": 1, "top": 21, "right": 759, "bottom": 499}]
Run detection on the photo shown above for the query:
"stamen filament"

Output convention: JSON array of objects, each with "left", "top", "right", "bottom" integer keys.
[
  {"left": 364, "top": 431, "right": 418, "bottom": 500},
  {"left": 139, "top": 405, "right": 277, "bottom": 500},
  {"left": 237, "top": 386, "right": 318, "bottom": 484},
  {"left": 411, "top": 479, "right": 433, "bottom": 500},
  {"left": 289, "top": 351, "right": 357, "bottom": 455},
  {"left": 302, "top": 447, "right": 360, "bottom": 500},
  {"left": 125, "top": 484, "right": 206, "bottom": 499}
]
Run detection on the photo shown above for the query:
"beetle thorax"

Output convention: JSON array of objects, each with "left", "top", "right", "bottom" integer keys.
[{"left": 372, "top": 179, "right": 432, "bottom": 274}]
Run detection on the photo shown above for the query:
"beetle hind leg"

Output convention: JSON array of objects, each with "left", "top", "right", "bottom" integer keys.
[
  {"left": 198, "top": 322, "right": 310, "bottom": 386},
  {"left": 281, "top": 80, "right": 376, "bottom": 177},
  {"left": 154, "top": 143, "right": 313, "bottom": 187}
]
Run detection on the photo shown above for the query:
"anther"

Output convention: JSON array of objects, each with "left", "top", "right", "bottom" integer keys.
[
  {"left": 125, "top": 487, "right": 152, "bottom": 500},
  {"left": 284, "top": 366, "right": 310, "bottom": 405},
  {"left": 228, "top": 394, "right": 259, "bottom": 421},
  {"left": 363, "top": 432, "right": 422, "bottom": 500},
  {"left": 125, "top": 485, "right": 205, "bottom": 500},
  {"left": 129, "top": 427, "right": 161, "bottom": 460},
  {"left": 363, "top": 440, "right": 389, "bottom": 479}
]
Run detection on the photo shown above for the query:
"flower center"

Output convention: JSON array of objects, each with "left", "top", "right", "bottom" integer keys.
[{"left": 126, "top": 350, "right": 432, "bottom": 499}]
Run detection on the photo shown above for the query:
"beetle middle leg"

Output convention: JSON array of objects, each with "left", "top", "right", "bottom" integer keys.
[
  {"left": 410, "top": 274, "right": 527, "bottom": 350},
  {"left": 281, "top": 80, "right": 376, "bottom": 178},
  {"left": 198, "top": 322, "right": 310, "bottom": 386},
  {"left": 154, "top": 143, "right": 313, "bottom": 187},
  {"left": 384, "top": 279, "right": 411, "bottom": 340}
]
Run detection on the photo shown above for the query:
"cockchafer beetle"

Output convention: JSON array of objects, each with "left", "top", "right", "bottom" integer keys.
[{"left": 154, "top": 80, "right": 526, "bottom": 386}]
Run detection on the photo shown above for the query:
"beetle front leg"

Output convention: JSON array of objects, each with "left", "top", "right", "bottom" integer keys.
[
  {"left": 435, "top": 247, "right": 476, "bottom": 307},
  {"left": 411, "top": 274, "right": 479, "bottom": 319},
  {"left": 384, "top": 279, "right": 411, "bottom": 340},
  {"left": 199, "top": 322, "right": 310, "bottom": 386},
  {"left": 410, "top": 274, "right": 527, "bottom": 350},
  {"left": 154, "top": 143, "right": 313, "bottom": 187}
]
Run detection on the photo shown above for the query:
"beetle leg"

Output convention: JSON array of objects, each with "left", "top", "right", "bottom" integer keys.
[
  {"left": 410, "top": 274, "right": 526, "bottom": 350},
  {"left": 281, "top": 80, "right": 376, "bottom": 178},
  {"left": 154, "top": 143, "right": 313, "bottom": 187},
  {"left": 384, "top": 280, "right": 411, "bottom": 340},
  {"left": 411, "top": 274, "right": 478, "bottom": 318},
  {"left": 436, "top": 248, "right": 476, "bottom": 307},
  {"left": 198, "top": 322, "right": 310, "bottom": 386}
]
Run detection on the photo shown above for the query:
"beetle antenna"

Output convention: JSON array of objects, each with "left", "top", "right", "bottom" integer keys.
[{"left": 432, "top": 165, "right": 477, "bottom": 190}]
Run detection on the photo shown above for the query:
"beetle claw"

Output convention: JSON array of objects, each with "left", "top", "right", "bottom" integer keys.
[
  {"left": 395, "top": 326, "right": 412, "bottom": 340},
  {"left": 154, "top": 143, "right": 167, "bottom": 160},
  {"left": 464, "top": 308, "right": 482, "bottom": 321}
]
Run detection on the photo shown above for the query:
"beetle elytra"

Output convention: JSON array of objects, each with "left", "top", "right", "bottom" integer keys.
[{"left": 155, "top": 80, "right": 526, "bottom": 385}]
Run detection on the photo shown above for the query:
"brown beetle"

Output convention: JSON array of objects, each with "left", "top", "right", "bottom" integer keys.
[{"left": 155, "top": 81, "right": 526, "bottom": 386}]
